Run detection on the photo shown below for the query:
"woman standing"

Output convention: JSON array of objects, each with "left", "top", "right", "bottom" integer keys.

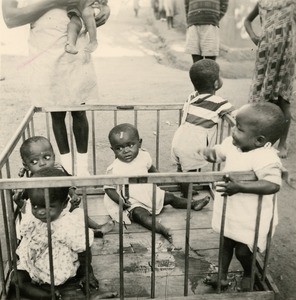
[
  {"left": 244, "top": 0, "right": 296, "bottom": 158},
  {"left": 2, "top": 0, "right": 110, "bottom": 175}
]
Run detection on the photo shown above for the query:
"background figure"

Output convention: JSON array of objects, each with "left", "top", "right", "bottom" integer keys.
[
  {"left": 184, "top": 0, "right": 229, "bottom": 62},
  {"left": 163, "top": 0, "right": 176, "bottom": 29},
  {"left": 244, "top": 0, "right": 296, "bottom": 159},
  {"left": 2, "top": 0, "right": 111, "bottom": 177},
  {"left": 133, "top": 0, "right": 140, "bottom": 17}
]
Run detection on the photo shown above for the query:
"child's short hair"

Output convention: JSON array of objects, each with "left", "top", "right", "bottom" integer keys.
[
  {"left": 108, "top": 123, "right": 139, "bottom": 143},
  {"left": 27, "top": 167, "right": 69, "bottom": 204},
  {"left": 248, "top": 102, "right": 286, "bottom": 144},
  {"left": 189, "top": 59, "right": 220, "bottom": 91},
  {"left": 20, "top": 136, "right": 53, "bottom": 160}
]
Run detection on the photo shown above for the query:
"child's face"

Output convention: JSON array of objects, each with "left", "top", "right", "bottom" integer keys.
[
  {"left": 30, "top": 190, "right": 66, "bottom": 223},
  {"left": 110, "top": 131, "right": 141, "bottom": 163},
  {"left": 231, "top": 107, "right": 259, "bottom": 152},
  {"left": 23, "top": 140, "right": 55, "bottom": 174}
]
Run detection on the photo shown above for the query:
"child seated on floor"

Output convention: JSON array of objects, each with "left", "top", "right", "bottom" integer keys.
[
  {"left": 171, "top": 59, "right": 235, "bottom": 198},
  {"left": 199, "top": 103, "right": 285, "bottom": 291},
  {"left": 12, "top": 167, "right": 117, "bottom": 299},
  {"left": 13, "top": 136, "right": 114, "bottom": 238},
  {"left": 103, "top": 123, "right": 210, "bottom": 243}
]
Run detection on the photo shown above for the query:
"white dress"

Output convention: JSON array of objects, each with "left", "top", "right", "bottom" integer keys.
[
  {"left": 210, "top": 137, "right": 282, "bottom": 252},
  {"left": 17, "top": 201, "right": 94, "bottom": 285},
  {"left": 18, "top": 0, "right": 98, "bottom": 107},
  {"left": 103, "top": 149, "right": 165, "bottom": 224}
]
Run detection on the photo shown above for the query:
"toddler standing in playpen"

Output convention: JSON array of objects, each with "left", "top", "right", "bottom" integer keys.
[
  {"left": 13, "top": 136, "right": 115, "bottom": 238},
  {"left": 171, "top": 59, "right": 235, "bottom": 198},
  {"left": 103, "top": 123, "right": 210, "bottom": 244},
  {"left": 199, "top": 102, "right": 285, "bottom": 291},
  {"left": 12, "top": 167, "right": 117, "bottom": 299}
]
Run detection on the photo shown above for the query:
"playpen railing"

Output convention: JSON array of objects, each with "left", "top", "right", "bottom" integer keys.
[{"left": 0, "top": 170, "right": 278, "bottom": 299}]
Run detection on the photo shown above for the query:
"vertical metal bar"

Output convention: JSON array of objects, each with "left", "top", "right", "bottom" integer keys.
[
  {"left": 68, "top": 113, "right": 75, "bottom": 175},
  {"left": 30, "top": 118, "right": 35, "bottom": 137},
  {"left": 114, "top": 111, "right": 117, "bottom": 127},
  {"left": 217, "top": 194, "right": 228, "bottom": 293},
  {"left": 250, "top": 195, "right": 263, "bottom": 291},
  {"left": 0, "top": 241, "right": 6, "bottom": 298},
  {"left": 184, "top": 182, "right": 193, "bottom": 296},
  {"left": 82, "top": 187, "right": 90, "bottom": 300},
  {"left": 5, "top": 190, "right": 20, "bottom": 299},
  {"left": 91, "top": 111, "right": 97, "bottom": 175},
  {"left": 119, "top": 191, "right": 124, "bottom": 300},
  {"left": 0, "top": 170, "right": 12, "bottom": 268},
  {"left": 178, "top": 109, "right": 182, "bottom": 126},
  {"left": 150, "top": 184, "right": 156, "bottom": 298},
  {"left": 134, "top": 110, "right": 138, "bottom": 127},
  {"left": 155, "top": 110, "right": 160, "bottom": 170},
  {"left": 44, "top": 188, "right": 56, "bottom": 300},
  {"left": 262, "top": 194, "right": 276, "bottom": 281},
  {"left": 46, "top": 112, "right": 51, "bottom": 141},
  {"left": 26, "top": 123, "right": 31, "bottom": 138}
]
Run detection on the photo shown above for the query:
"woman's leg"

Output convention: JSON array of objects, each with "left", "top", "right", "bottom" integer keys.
[
  {"left": 277, "top": 96, "right": 291, "bottom": 158},
  {"left": 51, "top": 112, "right": 69, "bottom": 153},
  {"left": 131, "top": 207, "right": 172, "bottom": 242},
  {"left": 72, "top": 111, "right": 90, "bottom": 175}
]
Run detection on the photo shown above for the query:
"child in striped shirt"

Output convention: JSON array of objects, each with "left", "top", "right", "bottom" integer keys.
[{"left": 171, "top": 59, "right": 235, "bottom": 198}]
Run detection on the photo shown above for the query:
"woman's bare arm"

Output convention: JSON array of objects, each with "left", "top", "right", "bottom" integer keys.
[{"left": 2, "top": 0, "right": 79, "bottom": 28}]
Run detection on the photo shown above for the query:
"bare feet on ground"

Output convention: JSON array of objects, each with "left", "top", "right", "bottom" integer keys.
[
  {"left": 93, "top": 220, "right": 115, "bottom": 238},
  {"left": 192, "top": 196, "right": 210, "bottom": 211}
]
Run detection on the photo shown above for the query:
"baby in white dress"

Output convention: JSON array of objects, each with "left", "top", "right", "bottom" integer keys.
[{"left": 104, "top": 123, "right": 210, "bottom": 243}]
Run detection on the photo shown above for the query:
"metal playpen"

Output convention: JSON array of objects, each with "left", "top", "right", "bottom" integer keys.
[{"left": 0, "top": 104, "right": 280, "bottom": 299}]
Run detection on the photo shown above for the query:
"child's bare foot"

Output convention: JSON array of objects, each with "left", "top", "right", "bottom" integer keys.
[
  {"left": 93, "top": 220, "right": 115, "bottom": 238},
  {"left": 65, "top": 43, "right": 79, "bottom": 54},
  {"left": 85, "top": 41, "right": 98, "bottom": 53},
  {"left": 162, "top": 228, "right": 173, "bottom": 244},
  {"left": 278, "top": 145, "right": 288, "bottom": 158},
  {"left": 203, "top": 274, "right": 229, "bottom": 290},
  {"left": 90, "top": 291, "right": 118, "bottom": 299},
  {"left": 192, "top": 196, "right": 210, "bottom": 211}
]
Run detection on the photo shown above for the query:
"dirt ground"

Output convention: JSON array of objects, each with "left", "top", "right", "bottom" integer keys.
[{"left": 0, "top": 4, "right": 296, "bottom": 299}]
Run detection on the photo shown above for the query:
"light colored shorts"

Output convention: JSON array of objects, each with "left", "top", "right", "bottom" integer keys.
[{"left": 185, "top": 25, "right": 220, "bottom": 57}]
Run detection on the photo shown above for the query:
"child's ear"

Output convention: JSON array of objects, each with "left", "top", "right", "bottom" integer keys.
[
  {"left": 214, "top": 78, "right": 222, "bottom": 90},
  {"left": 255, "top": 135, "right": 267, "bottom": 147}
]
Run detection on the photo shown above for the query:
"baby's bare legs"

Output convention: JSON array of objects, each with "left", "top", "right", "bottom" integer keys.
[
  {"left": 66, "top": 15, "right": 82, "bottom": 54},
  {"left": 82, "top": 6, "right": 98, "bottom": 52},
  {"left": 131, "top": 207, "right": 173, "bottom": 243},
  {"left": 163, "top": 192, "right": 210, "bottom": 211}
]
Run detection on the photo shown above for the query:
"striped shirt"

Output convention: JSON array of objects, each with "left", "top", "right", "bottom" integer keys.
[{"left": 181, "top": 91, "right": 234, "bottom": 128}]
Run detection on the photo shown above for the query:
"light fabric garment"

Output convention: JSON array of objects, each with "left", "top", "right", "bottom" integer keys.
[
  {"left": 210, "top": 137, "right": 282, "bottom": 252},
  {"left": 18, "top": 0, "right": 98, "bottom": 107},
  {"left": 17, "top": 201, "right": 93, "bottom": 285},
  {"left": 171, "top": 92, "right": 234, "bottom": 171},
  {"left": 185, "top": 25, "right": 220, "bottom": 56},
  {"left": 103, "top": 149, "right": 165, "bottom": 224},
  {"left": 249, "top": 0, "right": 295, "bottom": 103}
]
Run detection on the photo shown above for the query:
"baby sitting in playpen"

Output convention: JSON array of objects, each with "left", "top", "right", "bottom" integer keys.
[{"left": 103, "top": 123, "right": 210, "bottom": 244}]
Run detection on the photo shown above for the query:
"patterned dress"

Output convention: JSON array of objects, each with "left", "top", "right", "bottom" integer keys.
[{"left": 249, "top": 0, "right": 295, "bottom": 103}]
